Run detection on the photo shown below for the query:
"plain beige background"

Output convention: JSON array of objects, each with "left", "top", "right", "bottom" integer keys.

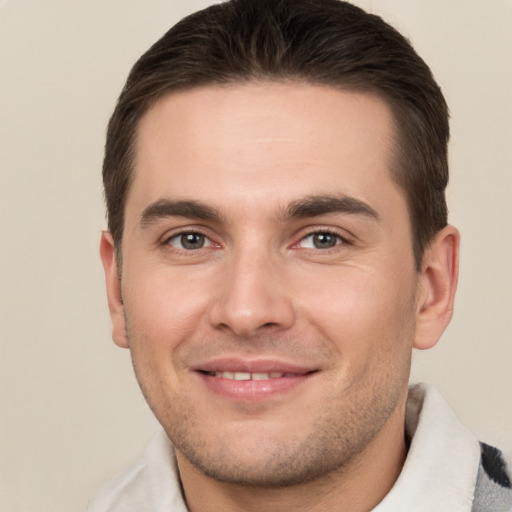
[{"left": 1, "top": 1, "right": 510, "bottom": 511}]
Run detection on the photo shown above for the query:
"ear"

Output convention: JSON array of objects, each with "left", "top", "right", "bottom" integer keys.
[
  {"left": 413, "top": 225, "right": 460, "bottom": 350},
  {"left": 100, "top": 231, "right": 129, "bottom": 348}
]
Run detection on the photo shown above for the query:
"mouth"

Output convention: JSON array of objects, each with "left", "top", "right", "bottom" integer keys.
[
  {"left": 200, "top": 371, "right": 303, "bottom": 380},
  {"left": 192, "top": 359, "right": 318, "bottom": 401}
]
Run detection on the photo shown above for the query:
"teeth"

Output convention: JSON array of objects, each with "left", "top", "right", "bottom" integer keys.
[
  {"left": 252, "top": 373, "right": 270, "bottom": 380},
  {"left": 213, "top": 371, "right": 285, "bottom": 380},
  {"left": 233, "top": 372, "right": 251, "bottom": 381}
]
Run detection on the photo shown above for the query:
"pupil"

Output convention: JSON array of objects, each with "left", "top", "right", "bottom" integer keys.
[
  {"left": 182, "top": 233, "right": 204, "bottom": 250},
  {"left": 313, "top": 233, "right": 337, "bottom": 248}
]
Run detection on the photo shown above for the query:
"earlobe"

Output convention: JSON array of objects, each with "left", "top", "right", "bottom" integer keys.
[
  {"left": 413, "top": 225, "right": 460, "bottom": 350},
  {"left": 100, "top": 232, "right": 129, "bottom": 349}
]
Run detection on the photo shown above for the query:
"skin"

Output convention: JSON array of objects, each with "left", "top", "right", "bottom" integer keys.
[{"left": 101, "top": 82, "right": 459, "bottom": 512}]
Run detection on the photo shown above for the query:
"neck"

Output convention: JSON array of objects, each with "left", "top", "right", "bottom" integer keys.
[{"left": 178, "top": 395, "right": 408, "bottom": 512}]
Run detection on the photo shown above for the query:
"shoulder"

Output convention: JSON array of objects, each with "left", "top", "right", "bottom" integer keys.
[
  {"left": 479, "top": 443, "right": 511, "bottom": 489},
  {"left": 87, "top": 429, "right": 186, "bottom": 512},
  {"left": 87, "top": 456, "right": 150, "bottom": 512},
  {"left": 472, "top": 442, "right": 512, "bottom": 512}
]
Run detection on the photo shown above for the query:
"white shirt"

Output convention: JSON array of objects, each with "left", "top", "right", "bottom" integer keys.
[{"left": 88, "top": 383, "right": 481, "bottom": 511}]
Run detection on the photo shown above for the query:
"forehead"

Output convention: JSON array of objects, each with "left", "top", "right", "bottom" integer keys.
[{"left": 128, "top": 82, "right": 403, "bottom": 223}]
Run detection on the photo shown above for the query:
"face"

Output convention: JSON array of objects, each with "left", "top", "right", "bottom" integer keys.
[{"left": 103, "top": 83, "right": 430, "bottom": 487}]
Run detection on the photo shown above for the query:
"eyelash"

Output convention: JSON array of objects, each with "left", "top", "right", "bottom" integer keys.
[
  {"left": 163, "top": 229, "right": 216, "bottom": 251},
  {"left": 162, "top": 227, "right": 352, "bottom": 253},
  {"left": 295, "top": 229, "right": 351, "bottom": 251}
]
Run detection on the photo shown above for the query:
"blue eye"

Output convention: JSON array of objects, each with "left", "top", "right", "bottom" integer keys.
[
  {"left": 167, "top": 232, "right": 212, "bottom": 250},
  {"left": 300, "top": 232, "right": 343, "bottom": 249}
]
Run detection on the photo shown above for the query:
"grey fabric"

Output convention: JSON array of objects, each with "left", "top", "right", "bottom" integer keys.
[{"left": 472, "top": 443, "right": 512, "bottom": 512}]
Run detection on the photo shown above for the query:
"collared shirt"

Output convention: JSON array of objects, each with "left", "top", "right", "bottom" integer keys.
[{"left": 88, "top": 384, "right": 505, "bottom": 512}]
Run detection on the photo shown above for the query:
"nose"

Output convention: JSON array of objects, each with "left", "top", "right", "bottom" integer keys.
[{"left": 209, "top": 249, "right": 296, "bottom": 338}]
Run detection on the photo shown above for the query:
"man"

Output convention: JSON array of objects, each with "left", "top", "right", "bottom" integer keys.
[{"left": 90, "top": 0, "right": 511, "bottom": 510}]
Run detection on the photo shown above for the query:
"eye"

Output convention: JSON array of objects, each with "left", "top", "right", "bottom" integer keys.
[
  {"left": 299, "top": 231, "right": 344, "bottom": 249},
  {"left": 167, "top": 232, "right": 212, "bottom": 250}
]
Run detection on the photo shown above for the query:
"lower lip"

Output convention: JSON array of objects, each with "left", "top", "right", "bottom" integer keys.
[{"left": 196, "top": 372, "right": 314, "bottom": 401}]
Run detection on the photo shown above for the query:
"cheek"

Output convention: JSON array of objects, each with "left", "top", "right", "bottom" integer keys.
[
  {"left": 303, "top": 271, "right": 416, "bottom": 401},
  {"left": 122, "top": 264, "right": 213, "bottom": 343},
  {"left": 297, "top": 266, "right": 416, "bottom": 356}
]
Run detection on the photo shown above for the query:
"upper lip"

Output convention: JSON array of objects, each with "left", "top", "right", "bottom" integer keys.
[{"left": 191, "top": 357, "right": 317, "bottom": 375}]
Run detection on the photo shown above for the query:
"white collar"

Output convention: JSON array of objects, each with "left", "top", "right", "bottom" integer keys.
[{"left": 373, "top": 383, "right": 480, "bottom": 511}]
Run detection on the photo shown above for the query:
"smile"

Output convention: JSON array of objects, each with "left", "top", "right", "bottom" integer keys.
[
  {"left": 207, "top": 371, "right": 289, "bottom": 380},
  {"left": 195, "top": 362, "right": 318, "bottom": 402}
]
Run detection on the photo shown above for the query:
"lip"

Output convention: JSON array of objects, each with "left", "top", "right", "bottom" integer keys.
[
  {"left": 191, "top": 357, "right": 318, "bottom": 401},
  {"left": 192, "top": 356, "right": 315, "bottom": 375}
]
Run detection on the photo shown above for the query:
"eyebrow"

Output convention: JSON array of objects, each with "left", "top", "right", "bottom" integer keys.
[
  {"left": 282, "top": 195, "right": 379, "bottom": 221},
  {"left": 140, "top": 199, "right": 224, "bottom": 227},
  {"left": 139, "top": 194, "right": 379, "bottom": 228}
]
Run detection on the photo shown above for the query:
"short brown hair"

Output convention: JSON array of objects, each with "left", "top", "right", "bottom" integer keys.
[{"left": 103, "top": 0, "right": 449, "bottom": 269}]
